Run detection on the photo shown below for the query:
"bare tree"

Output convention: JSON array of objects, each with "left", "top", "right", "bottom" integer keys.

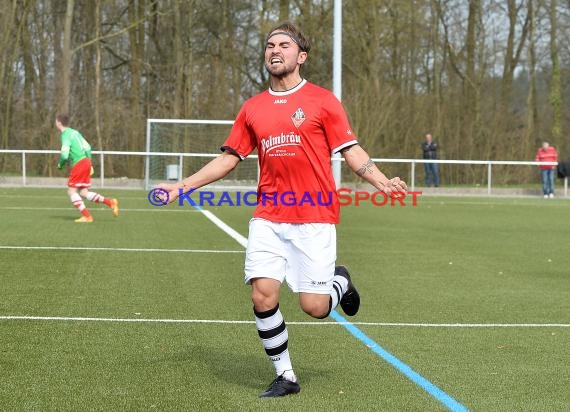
[
  {"left": 94, "top": 0, "right": 103, "bottom": 152},
  {"left": 526, "top": 0, "right": 539, "bottom": 149},
  {"left": 549, "top": 0, "right": 562, "bottom": 143},
  {"left": 59, "top": 0, "right": 75, "bottom": 114},
  {"left": 0, "top": 0, "right": 28, "bottom": 162},
  {"left": 501, "top": 0, "right": 530, "bottom": 109},
  {"left": 2, "top": 0, "right": 570, "bottom": 184}
]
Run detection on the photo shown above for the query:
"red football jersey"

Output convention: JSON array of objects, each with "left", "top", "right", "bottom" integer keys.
[{"left": 221, "top": 80, "right": 358, "bottom": 223}]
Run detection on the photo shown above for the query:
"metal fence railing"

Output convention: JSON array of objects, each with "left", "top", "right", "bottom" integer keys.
[{"left": 0, "top": 149, "right": 566, "bottom": 197}]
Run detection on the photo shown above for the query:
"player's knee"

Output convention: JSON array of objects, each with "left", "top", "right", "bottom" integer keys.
[
  {"left": 301, "top": 298, "right": 331, "bottom": 319},
  {"left": 251, "top": 289, "right": 278, "bottom": 312},
  {"left": 250, "top": 278, "right": 281, "bottom": 311}
]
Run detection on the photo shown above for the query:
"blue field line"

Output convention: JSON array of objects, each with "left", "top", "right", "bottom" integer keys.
[
  {"left": 192, "top": 204, "right": 468, "bottom": 410},
  {"left": 330, "top": 310, "right": 468, "bottom": 412}
]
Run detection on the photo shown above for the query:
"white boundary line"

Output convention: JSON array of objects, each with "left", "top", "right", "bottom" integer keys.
[
  {"left": 3, "top": 205, "right": 566, "bottom": 329},
  {"left": 0, "top": 245, "right": 243, "bottom": 253},
  {"left": 202, "top": 210, "right": 248, "bottom": 248},
  {"left": 0, "top": 315, "right": 568, "bottom": 327}
]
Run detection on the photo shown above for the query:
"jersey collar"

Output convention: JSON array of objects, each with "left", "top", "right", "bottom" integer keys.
[{"left": 268, "top": 79, "right": 307, "bottom": 96}]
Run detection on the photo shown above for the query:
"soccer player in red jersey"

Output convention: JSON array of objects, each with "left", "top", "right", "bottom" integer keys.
[
  {"left": 155, "top": 22, "right": 407, "bottom": 397},
  {"left": 56, "top": 114, "right": 119, "bottom": 223}
]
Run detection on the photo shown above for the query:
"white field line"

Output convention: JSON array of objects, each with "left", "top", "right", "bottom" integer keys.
[
  {"left": 0, "top": 315, "right": 568, "bottom": 327},
  {"left": 202, "top": 210, "right": 248, "bottom": 248},
  {"left": 3, "top": 202, "right": 567, "bottom": 329},
  {"left": 0, "top": 246, "right": 243, "bottom": 253}
]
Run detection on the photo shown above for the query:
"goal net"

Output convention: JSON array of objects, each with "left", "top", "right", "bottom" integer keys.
[{"left": 145, "top": 119, "right": 259, "bottom": 190}]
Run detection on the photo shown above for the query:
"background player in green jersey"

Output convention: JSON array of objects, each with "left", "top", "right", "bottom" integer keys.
[{"left": 56, "top": 114, "right": 119, "bottom": 223}]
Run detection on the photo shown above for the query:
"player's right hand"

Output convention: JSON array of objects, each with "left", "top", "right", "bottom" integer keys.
[{"left": 153, "top": 183, "right": 183, "bottom": 205}]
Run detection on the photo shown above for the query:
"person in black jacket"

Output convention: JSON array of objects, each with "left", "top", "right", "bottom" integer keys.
[{"left": 421, "top": 133, "right": 440, "bottom": 187}]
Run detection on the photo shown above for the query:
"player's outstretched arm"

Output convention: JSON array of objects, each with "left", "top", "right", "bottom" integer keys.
[
  {"left": 341, "top": 144, "right": 407, "bottom": 194},
  {"left": 155, "top": 151, "right": 241, "bottom": 204}
]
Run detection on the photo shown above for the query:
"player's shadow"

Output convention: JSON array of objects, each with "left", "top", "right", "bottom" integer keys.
[
  {"left": 50, "top": 215, "right": 75, "bottom": 221},
  {"left": 183, "top": 342, "right": 266, "bottom": 389},
  {"left": 174, "top": 340, "right": 330, "bottom": 390}
]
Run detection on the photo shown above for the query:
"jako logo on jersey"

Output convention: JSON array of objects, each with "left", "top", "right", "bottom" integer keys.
[
  {"left": 273, "top": 99, "right": 287, "bottom": 104},
  {"left": 291, "top": 107, "right": 306, "bottom": 127},
  {"left": 260, "top": 132, "right": 302, "bottom": 153}
]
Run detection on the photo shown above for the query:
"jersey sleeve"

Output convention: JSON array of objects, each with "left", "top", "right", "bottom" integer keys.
[
  {"left": 83, "top": 138, "right": 92, "bottom": 160},
  {"left": 321, "top": 93, "right": 358, "bottom": 153},
  {"left": 58, "top": 133, "right": 71, "bottom": 168},
  {"left": 220, "top": 105, "right": 256, "bottom": 160}
]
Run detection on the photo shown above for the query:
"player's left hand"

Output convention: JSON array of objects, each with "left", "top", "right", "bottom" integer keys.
[
  {"left": 90, "top": 166, "right": 94, "bottom": 176},
  {"left": 382, "top": 177, "right": 408, "bottom": 195}
]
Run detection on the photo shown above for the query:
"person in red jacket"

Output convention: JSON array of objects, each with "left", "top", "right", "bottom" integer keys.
[{"left": 535, "top": 141, "right": 558, "bottom": 198}]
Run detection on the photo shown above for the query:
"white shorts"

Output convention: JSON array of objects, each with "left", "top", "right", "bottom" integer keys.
[{"left": 244, "top": 218, "right": 337, "bottom": 294}]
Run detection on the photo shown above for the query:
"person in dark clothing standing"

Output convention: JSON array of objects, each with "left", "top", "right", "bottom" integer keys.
[{"left": 421, "top": 133, "right": 440, "bottom": 187}]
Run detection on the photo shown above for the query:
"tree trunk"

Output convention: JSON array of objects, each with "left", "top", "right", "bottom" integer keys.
[
  {"left": 59, "top": 0, "right": 75, "bottom": 115},
  {"left": 549, "top": 0, "right": 562, "bottom": 144},
  {"left": 0, "top": 0, "right": 18, "bottom": 156},
  {"left": 127, "top": 0, "right": 145, "bottom": 176},
  {"left": 526, "top": 0, "right": 539, "bottom": 153},
  {"left": 464, "top": 0, "right": 479, "bottom": 157},
  {"left": 94, "top": 0, "right": 103, "bottom": 152}
]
